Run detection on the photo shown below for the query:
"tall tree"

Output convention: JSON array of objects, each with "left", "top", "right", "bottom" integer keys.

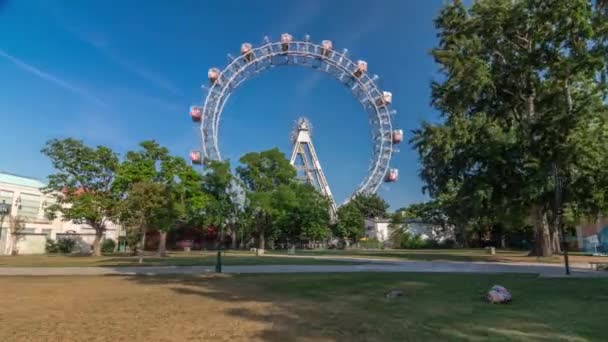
[
  {"left": 413, "top": 0, "right": 608, "bottom": 256},
  {"left": 350, "top": 193, "right": 389, "bottom": 219},
  {"left": 236, "top": 148, "right": 296, "bottom": 252},
  {"left": 201, "top": 160, "right": 239, "bottom": 249},
  {"left": 42, "top": 138, "right": 119, "bottom": 256},
  {"left": 118, "top": 181, "right": 167, "bottom": 262},
  {"left": 334, "top": 201, "right": 365, "bottom": 244},
  {"left": 115, "top": 141, "right": 206, "bottom": 256},
  {"left": 277, "top": 182, "right": 331, "bottom": 247}
]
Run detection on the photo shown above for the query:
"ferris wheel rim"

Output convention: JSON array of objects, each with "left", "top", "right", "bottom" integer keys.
[{"left": 198, "top": 37, "right": 395, "bottom": 204}]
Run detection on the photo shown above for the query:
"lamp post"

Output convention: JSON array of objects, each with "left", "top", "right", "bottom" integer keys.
[{"left": 553, "top": 164, "right": 570, "bottom": 275}]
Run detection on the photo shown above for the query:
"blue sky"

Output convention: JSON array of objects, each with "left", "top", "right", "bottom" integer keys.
[{"left": 0, "top": 0, "right": 447, "bottom": 209}]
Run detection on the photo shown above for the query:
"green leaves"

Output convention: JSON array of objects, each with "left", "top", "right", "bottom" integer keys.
[{"left": 415, "top": 0, "right": 608, "bottom": 250}]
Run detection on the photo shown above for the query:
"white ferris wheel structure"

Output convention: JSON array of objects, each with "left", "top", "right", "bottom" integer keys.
[{"left": 188, "top": 33, "right": 403, "bottom": 205}]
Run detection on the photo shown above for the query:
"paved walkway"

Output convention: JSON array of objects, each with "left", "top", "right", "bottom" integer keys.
[{"left": 0, "top": 259, "right": 605, "bottom": 277}]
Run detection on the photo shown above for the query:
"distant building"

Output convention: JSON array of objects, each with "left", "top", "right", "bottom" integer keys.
[
  {"left": 0, "top": 172, "right": 121, "bottom": 255},
  {"left": 365, "top": 217, "right": 391, "bottom": 242},
  {"left": 403, "top": 219, "right": 454, "bottom": 242},
  {"left": 576, "top": 217, "right": 608, "bottom": 254}
]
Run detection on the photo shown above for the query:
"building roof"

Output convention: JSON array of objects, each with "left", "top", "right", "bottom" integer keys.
[{"left": 0, "top": 172, "right": 46, "bottom": 189}]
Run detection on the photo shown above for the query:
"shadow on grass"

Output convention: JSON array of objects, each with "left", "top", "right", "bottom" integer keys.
[{"left": 118, "top": 273, "right": 607, "bottom": 341}]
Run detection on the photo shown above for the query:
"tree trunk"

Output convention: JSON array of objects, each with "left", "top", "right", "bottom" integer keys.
[
  {"left": 551, "top": 230, "right": 562, "bottom": 254},
  {"left": 9, "top": 234, "right": 18, "bottom": 256},
  {"left": 530, "top": 207, "right": 552, "bottom": 257},
  {"left": 230, "top": 228, "right": 237, "bottom": 250},
  {"left": 157, "top": 231, "right": 167, "bottom": 257},
  {"left": 92, "top": 228, "right": 104, "bottom": 257},
  {"left": 257, "top": 230, "right": 265, "bottom": 255},
  {"left": 139, "top": 227, "right": 147, "bottom": 264}
]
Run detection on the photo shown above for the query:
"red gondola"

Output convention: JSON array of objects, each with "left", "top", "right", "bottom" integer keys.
[
  {"left": 385, "top": 168, "right": 398, "bottom": 182},
  {"left": 190, "top": 106, "right": 202, "bottom": 122},
  {"left": 190, "top": 150, "right": 202, "bottom": 165}
]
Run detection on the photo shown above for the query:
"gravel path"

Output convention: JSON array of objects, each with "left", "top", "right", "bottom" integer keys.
[{"left": 0, "top": 259, "right": 605, "bottom": 277}]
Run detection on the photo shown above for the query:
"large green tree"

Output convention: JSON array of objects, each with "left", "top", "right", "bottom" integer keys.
[
  {"left": 334, "top": 201, "right": 365, "bottom": 244},
  {"left": 413, "top": 0, "right": 608, "bottom": 256},
  {"left": 350, "top": 193, "right": 389, "bottom": 219},
  {"left": 42, "top": 138, "right": 119, "bottom": 256},
  {"left": 236, "top": 148, "right": 296, "bottom": 252},
  {"left": 201, "top": 160, "right": 239, "bottom": 249},
  {"left": 115, "top": 141, "right": 207, "bottom": 256},
  {"left": 276, "top": 182, "right": 331, "bottom": 246}
]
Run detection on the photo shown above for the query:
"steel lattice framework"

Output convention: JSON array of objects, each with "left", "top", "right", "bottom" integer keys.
[{"left": 193, "top": 35, "right": 399, "bottom": 203}]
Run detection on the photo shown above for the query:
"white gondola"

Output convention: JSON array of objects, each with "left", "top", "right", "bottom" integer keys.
[
  {"left": 190, "top": 150, "right": 202, "bottom": 165},
  {"left": 208, "top": 68, "right": 221, "bottom": 84},
  {"left": 321, "top": 40, "right": 333, "bottom": 57},
  {"left": 241, "top": 42, "right": 253, "bottom": 62},
  {"left": 376, "top": 91, "right": 392, "bottom": 106},
  {"left": 280, "top": 33, "right": 293, "bottom": 52},
  {"left": 392, "top": 129, "right": 403, "bottom": 144},
  {"left": 385, "top": 168, "right": 398, "bottom": 182},
  {"left": 354, "top": 60, "right": 368, "bottom": 78},
  {"left": 190, "top": 106, "right": 202, "bottom": 122}
]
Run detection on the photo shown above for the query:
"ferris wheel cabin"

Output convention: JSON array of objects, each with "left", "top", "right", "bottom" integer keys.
[
  {"left": 208, "top": 67, "right": 221, "bottom": 85},
  {"left": 190, "top": 150, "right": 202, "bottom": 165},
  {"left": 241, "top": 42, "right": 254, "bottom": 62},
  {"left": 321, "top": 40, "right": 333, "bottom": 57},
  {"left": 280, "top": 33, "right": 293, "bottom": 52},
  {"left": 385, "top": 168, "right": 399, "bottom": 182},
  {"left": 354, "top": 60, "right": 368, "bottom": 78},
  {"left": 392, "top": 129, "right": 404, "bottom": 144},
  {"left": 190, "top": 106, "right": 202, "bottom": 122}
]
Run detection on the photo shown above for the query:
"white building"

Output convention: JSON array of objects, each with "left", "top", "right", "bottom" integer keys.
[
  {"left": 0, "top": 172, "right": 120, "bottom": 255},
  {"left": 405, "top": 219, "right": 454, "bottom": 242},
  {"left": 365, "top": 218, "right": 391, "bottom": 242}
]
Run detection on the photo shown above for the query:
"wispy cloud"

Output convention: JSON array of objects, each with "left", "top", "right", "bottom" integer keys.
[
  {"left": 59, "top": 23, "right": 181, "bottom": 96},
  {"left": 97, "top": 47, "right": 181, "bottom": 96},
  {"left": 0, "top": 48, "right": 107, "bottom": 107},
  {"left": 294, "top": 5, "right": 384, "bottom": 99},
  {"left": 274, "top": 1, "right": 326, "bottom": 35}
]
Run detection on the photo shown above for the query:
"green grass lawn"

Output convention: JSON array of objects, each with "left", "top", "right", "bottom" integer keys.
[
  {"left": 0, "top": 252, "right": 359, "bottom": 267},
  {"left": 269, "top": 248, "right": 598, "bottom": 264},
  {"left": 1, "top": 273, "right": 605, "bottom": 341}
]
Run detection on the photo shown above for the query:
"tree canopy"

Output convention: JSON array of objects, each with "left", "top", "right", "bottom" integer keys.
[
  {"left": 412, "top": 0, "right": 608, "bottom": 256},
  {"left": 42, "top": 138, "right": 119, "bottom": 256}
]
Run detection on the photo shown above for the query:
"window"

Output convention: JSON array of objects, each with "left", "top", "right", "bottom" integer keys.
[
  {"left": 17, "top": 193, "right": 40, "bottom": 219},
  {"left": 21, "top": 228, "right": 36, "bottom": 234},
  {"left": 42, "top": 229, "right": 52, "bottom": 237},
  {"left": 0, "top": 190, "right": 13, "bottom": 208}
]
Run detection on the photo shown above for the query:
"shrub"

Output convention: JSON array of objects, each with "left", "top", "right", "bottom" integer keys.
[
  {"left": 101, "top": 239, "right": 116, "bottom": 254},
  {"left": 46, "top": 238, "right": 76, "bottom": 254}
]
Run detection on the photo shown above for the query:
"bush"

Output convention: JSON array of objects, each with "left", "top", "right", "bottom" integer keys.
[
  {"left": 46, "top": 238, "right": 76, "bottom": 254},
  {"left": 101, "top": 239, "right": 116, "bottom": 253}
]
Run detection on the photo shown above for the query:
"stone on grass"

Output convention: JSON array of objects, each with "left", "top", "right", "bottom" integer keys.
[
  {"left": 385, "top": 289, "right": 404, "bottom": 300},
  {"left": 487, "top": 284, "right": 512, "bottom": 304}
]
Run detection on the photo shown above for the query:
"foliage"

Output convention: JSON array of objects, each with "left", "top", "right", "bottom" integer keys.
[
  {"left": 276, "top": 182, "right": 331, "bottom": 243},
  {"left": 42, "top": 138, "right": 119, "bottom": 256},
  {"left": 412, "top": 0, "right": 608, "bottom": 256},
  {"left": 101, "top": 239, "right": 116, "bottom": 254},
  {"left": 115, "top": 141, "right": 209, "bottom": 256},
  {"left": 236, "top": 148, "right": 297, "bottom": 249},
  {"left": 45, "top": 238, "right": 76, "bottom": 254},
  {"left": 350, "top": 193, "right": 389, "bottom": 219},
  {"left": 334, "top": 201, "right": 365, "bottom": 243}
]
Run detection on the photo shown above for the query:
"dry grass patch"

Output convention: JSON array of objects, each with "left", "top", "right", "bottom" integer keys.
[{"left": 0, "top": 273, "right": 606, "bottom": 341}]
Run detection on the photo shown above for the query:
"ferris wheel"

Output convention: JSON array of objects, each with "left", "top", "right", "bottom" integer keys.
[{"left": 188, "top": 34, "right": 402, "bottom": 203}]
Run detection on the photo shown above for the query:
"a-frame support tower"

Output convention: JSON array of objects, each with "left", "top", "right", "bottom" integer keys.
[{"left": 290, "top": 118, "right": 337, "bottom": 217}]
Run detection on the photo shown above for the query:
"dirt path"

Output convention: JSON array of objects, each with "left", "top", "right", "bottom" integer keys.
[{"left": 0, "top": 259, "right": 604, "bottom": 277}]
